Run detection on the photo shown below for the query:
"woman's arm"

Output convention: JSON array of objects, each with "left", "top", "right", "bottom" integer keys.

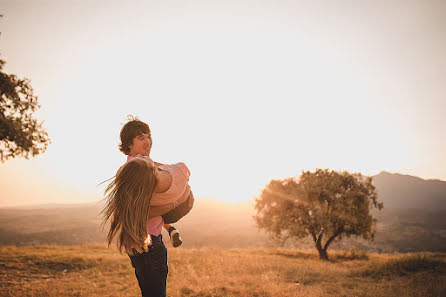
[{"left": 148, "top": 186, "right": 191, "bottom": 218}]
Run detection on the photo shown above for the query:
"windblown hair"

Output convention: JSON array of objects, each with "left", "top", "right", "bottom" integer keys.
[
  {"left": 119, "top": 116, "right": 151, "bottom": 155},
  {"left": 101, "top": 157, "right": 158, "bottom": 255}
]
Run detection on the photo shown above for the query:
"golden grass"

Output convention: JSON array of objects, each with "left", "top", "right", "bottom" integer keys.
[{"left": 1, "top": 245, "right": 445, "bottom": 297}]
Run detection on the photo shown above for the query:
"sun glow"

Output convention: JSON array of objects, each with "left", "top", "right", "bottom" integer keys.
[{"left": 1, "top": 0, "right": 445, "bottom": 206}]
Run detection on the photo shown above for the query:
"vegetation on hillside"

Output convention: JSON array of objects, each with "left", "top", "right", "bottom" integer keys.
[{"left": 1, "top": 199, "right": 446, "bottom": 253}]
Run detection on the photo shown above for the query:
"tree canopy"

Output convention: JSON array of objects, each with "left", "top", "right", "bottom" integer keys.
[
  {"left": 254, "top": 169, "right": 383, "bottom": 260},
  {"left": 0, "top": 57, "right": 50, "bottom": 162}
]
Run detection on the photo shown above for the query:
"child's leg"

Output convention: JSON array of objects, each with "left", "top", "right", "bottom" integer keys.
[{"left": 164, "top": 224, "right": 182, "bottom": 248}]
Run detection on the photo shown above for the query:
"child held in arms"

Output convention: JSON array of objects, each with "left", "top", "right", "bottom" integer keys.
[{"left": 118, "top": 116, "right": 194, "bottom": 247}]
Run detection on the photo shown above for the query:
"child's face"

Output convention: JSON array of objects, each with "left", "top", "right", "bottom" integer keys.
[{"left": 128, "top": 133, "right": 152, "bottom": 156}]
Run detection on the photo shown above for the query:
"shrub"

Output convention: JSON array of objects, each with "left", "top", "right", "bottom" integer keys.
[{"left": 334, "top": 249, "right": 369, "bottom": 261}]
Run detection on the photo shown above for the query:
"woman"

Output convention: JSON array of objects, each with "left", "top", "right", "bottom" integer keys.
[
  {"left": 119, "top": 117, "right": 192, "bottom": 247},
  {"left": 101, "top": 156, "right": 191, "bottom": 296}
]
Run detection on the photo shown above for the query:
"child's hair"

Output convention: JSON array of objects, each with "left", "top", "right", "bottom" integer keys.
[
  {"left": 101, "top": 157, "right": 158, "bottom": 255},
  {"left": 119, "top": 116, "right": 151, "bottom": 155}
]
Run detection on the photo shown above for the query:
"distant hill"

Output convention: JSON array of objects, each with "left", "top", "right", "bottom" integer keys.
[
  {"left": 372, "top": 171, "right": 446, "bottom": 210},
  {"left": 0, "top": 203, "right": 105, "bottom": 246},
  {"left": 0, "top": 172, "right": 445, "bottom": 252}
]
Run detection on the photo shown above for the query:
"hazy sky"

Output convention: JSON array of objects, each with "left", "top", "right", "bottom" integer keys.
[{"left": 1, "top": 0, "right": 445, "bottom": 206}]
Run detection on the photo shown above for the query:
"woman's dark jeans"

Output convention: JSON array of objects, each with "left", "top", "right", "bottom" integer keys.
[{"left": 128, "top": 234, "right": 168, "bottom": 297}]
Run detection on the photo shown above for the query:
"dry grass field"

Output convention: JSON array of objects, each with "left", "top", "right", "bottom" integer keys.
[{"left": 0, "top": 245, "right": 445, "bottom": 297}]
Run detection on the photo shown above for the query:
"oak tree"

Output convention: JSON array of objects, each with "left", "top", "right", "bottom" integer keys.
[
  {"left": 0, "top": 57, "right": 50, "bottom": 162},
  {"left": 254, "top": 169, "right": 383, "bottom": 260}
]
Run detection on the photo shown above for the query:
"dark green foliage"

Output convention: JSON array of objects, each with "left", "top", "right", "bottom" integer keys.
[
  {"left": 254, "top": 169, "right": 383, "bottom": 260},
  {"left": 0, "top": 57, "right": 50, "bottom": 162}
]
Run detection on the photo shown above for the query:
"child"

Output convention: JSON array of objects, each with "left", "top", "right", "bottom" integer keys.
[
  {"left": 127, "top": 155, "right": 194, "bottom": 247},
  {"left": 118, "top": 117, "right": 193, "bottom": 247}
]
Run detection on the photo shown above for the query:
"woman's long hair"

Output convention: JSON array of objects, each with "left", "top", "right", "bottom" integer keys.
[{"left": 101, "top": 157, "right": 158, "bottom": 255}]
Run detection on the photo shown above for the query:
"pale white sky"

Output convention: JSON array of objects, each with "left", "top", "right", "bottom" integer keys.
[{"left": 0, "top": 0, "right": 445, "bottom": 206}]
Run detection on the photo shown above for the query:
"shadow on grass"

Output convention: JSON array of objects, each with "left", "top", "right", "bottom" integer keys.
[
  {"left": 360, "top": 254, "right": 446, "bottom": 278},
  {"left": 33, "top": 257, "right": 97, "bottom": 271},
  {"left": 5, "top": 255, "right": 98, "bottom": 272},
  {"left": 271, "top": 249, "right": 369, "bottom": 262},
  {"left": 270, "top": 251, "right": 310, "bottom": 259}
]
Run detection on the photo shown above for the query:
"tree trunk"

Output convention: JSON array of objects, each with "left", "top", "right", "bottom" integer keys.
[
  {"left": 316, "top": 242, "right": 329, "bottom": 260},
  {"left": 319, "top": 229, "right": 343, "bottom": 261},
  {"left": 313, "top": 233, "right": 329, "bottom": 260}
]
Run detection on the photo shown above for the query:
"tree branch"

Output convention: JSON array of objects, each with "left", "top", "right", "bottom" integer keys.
[
  {"left": 311, "top": 232, "right": 316, "bottom": 243},
  {"left": 323, "top": 228, "right": 343, "bottom": 251}
]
